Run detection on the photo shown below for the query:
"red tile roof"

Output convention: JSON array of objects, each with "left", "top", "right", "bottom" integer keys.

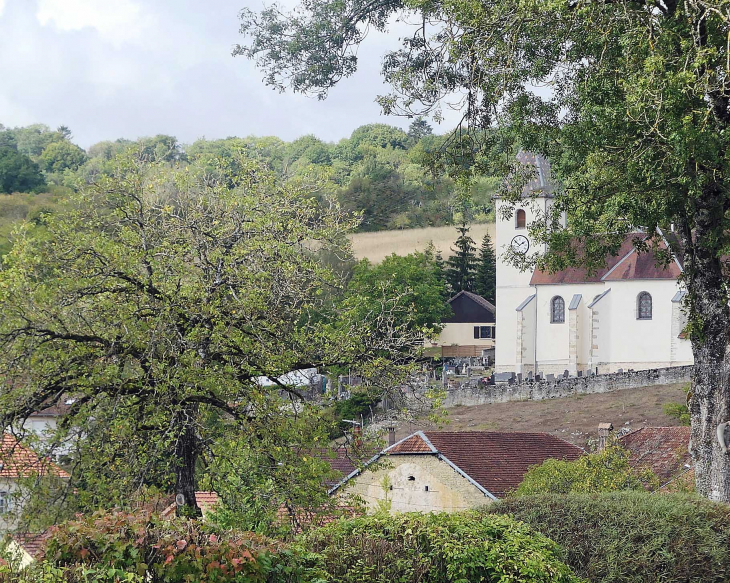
[
  {"left": 530, "top": 234, "right": 643, "bottom": 285},
  {"left": 381, "top": 431, "right": 584, "bottom": 498},
  {"left": 602, "top": 247, "right": 682, "bottom": 281},
  {"left": 161, "top": 491, "right": 220, "bottom": 519},
  {"left": 387, "top": 434, "right": 435, "bottom": 454},
  {"left": 0, "top": 434, "right": 69, "bottom": 479},
  {"left": 619, "top": 426, "right": 691, "bottom": 482},
  {"left": 11, "top": 531, "right": 52, "bottom": 560},
  {"left": 322, "top": 448, "right": 360, "bottom": 486}
]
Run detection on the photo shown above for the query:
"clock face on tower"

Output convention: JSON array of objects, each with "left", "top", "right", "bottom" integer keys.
[{"left": 511, "top": 235, "right": 529, "bottom": 254}]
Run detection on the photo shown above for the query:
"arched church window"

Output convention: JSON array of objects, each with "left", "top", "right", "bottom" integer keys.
[
  {"left": 637, "top": 292, "right": 652, "bottom": 320},
  {"left": 515, "top": 209, "right": 526, "bottom": 229},
  {"left": 551, "top": 296, "right": 565, "bottom": 323}
]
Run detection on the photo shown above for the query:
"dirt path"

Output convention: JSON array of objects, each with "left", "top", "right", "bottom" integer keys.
[{"left": 393, "top": 382, "right": 688, "bottom": 448}]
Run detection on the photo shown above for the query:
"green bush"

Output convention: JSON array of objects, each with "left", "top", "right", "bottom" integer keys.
[
  {"left": 484, "top": 491, "right": 730, "bottom": 583},
  {"left": 300, "top": 511, "right": 581, "bottom": 583},
  {"left": 43, "top": 510, "right": 289, "bottom": 583},
  {"left": 514, "top": 444, "right": 658, "bottom": 496}
]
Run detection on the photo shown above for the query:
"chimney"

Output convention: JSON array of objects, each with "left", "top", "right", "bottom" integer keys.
[
  {"left": 353, "top": 424, "right": 362, "bottom": 448},
  {"left": 387, "top": 426, "right": 396, "bottom": 447},
  {"left": 597, "top": 422, "right": 614, "bottom": 451}
]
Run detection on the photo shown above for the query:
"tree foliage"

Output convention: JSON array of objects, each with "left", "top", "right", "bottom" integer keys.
[
  {"left": 474, "top": 233, "right": 496, "bottom": 304},
  {"left": 38, "top": 141, "right": 88, "bottom": 173},
  {"left": 0, "top": 152, "right": 421, "bottom": 523},
  {"left": 0, "top": 147, "right": 45, "bottom": 194},
  {"left": 237, "top": 0, "right": 730, "bottom": 501},
  {"left": 514, "top": 444, "right": 659, "bottom": 497},
  {"left": 346, "top": 249, "right": 451, "bottom": 333},
  {"left": 302, "top": 511, "right": 581, "bottom": 583},
  {"left": 444, "top": 224, "right": 477, "bottom": 294}
]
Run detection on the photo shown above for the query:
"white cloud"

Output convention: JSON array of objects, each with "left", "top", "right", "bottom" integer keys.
[
  {"left": 36, "top": 0, "right": 153, "bottom": 47},
  {"left": 0, "top": 0, "right": 6, "bottom": 19}
]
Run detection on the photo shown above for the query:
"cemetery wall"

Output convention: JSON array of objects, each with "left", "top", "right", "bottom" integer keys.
[{"left": 435, "top": 365, "right": 692, "bottom": 408}]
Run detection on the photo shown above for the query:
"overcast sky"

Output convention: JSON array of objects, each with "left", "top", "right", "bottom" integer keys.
[{"left": 0, "top": 0, "right": 459, "bottom": 149}]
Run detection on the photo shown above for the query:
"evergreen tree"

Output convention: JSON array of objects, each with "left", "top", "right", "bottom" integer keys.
[
  {"left": 407, "top": 117, "right": 433, "bottom": 143},
  {"left": 474, "top": 233, "right": 496, "bottom": 304},
  {"left": 445, "top": 224, "right": 477, "bottom": 295}
]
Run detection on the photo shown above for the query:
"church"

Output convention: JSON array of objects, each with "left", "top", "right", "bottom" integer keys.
[{"left": 494, "top": 154, "right": 693, "bottom": 376}]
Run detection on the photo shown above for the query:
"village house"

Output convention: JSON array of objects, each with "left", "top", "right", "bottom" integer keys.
[
  {"left": 428, "top": 291, "right": 496, "bottom": 360},
  {"left": 3, "top": 532, "right": 51, "bottom": 569},
  {"left": 495, "top": 153, "right": 693, "bottom": 375},
  {"left": 329, "top": 430, "right": 583, "bottom": 512},
  {"left": 0, "top": 433, "right": 69, "bottom": 533}
]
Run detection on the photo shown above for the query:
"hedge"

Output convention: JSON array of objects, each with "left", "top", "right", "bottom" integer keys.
[
  {"left": 5, "top": 510, "right": 581, "bottom": 583},
  {"left": 484, "top": 491, "right": 730, "bottom": 583},
  {"left": 39, "top": 510, "right": 295, "bottom": 583},
  {"left": 300, "top": 511, "right": 581, "bottom": 583}
]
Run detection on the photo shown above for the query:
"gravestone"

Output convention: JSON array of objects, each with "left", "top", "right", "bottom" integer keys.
[
  {"left": 563, "top": 370, "right": 569, "bottom": 378},
  {"left": 516, "top": 373, "right": 523, "bottom": 383},
  {"left": 577, "top": 370, "right": 583, "bottom": 377},
  {"left": 617, "top": 368, "right": 623, "bottom": 374},
  {"left": 546, "top": 373, "right": 555, "bottom": 382}
]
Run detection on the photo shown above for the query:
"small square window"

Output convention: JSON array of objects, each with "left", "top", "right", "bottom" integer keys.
[{"left": 480, "top": 326, "right": 490, "bottom": 338}]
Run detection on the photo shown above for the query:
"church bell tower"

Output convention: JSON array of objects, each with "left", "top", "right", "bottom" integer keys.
[{"left": 494, "top": 152, "right": 553, "bottom": 373}]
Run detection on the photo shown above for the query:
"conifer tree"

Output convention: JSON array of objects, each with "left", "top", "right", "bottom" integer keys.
[
  {"left": 474, "top": 233, "right": 496, "bottom": 304},
  {"left": 445, "top": 224, "right": 477, "bottom": 295}
]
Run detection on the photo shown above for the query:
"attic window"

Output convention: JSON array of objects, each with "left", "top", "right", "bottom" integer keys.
[{"left": 408, "top": 475, "right": 415, "bottom": 481}]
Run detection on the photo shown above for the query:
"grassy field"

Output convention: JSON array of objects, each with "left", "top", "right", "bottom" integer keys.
[
  {"left": 350, "top": 223, "right": 496, "bottom": 263},
  {"left": 393, "top": 382, "right": 688, "bottom": 448}
]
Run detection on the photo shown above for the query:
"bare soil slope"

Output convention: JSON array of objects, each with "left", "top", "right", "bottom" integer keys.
[
  {"left": 350, "top": 223, "right": 496, "bottom": 263},
  {"left": 394, "top": 382, "right": 688, "bottom": 448}
]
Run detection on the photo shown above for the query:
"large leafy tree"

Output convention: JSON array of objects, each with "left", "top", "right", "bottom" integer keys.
[
  {"left": 0, "top": 152, "right": 421, "bottom": 521},
  {"left": 38, "top": 141, "right": 88, "bottom": 173},
  {"left": 0, "top": 147, "right": 45, "bottom": 193},
  {"left": 346, "top": 249, "right": 452, "bottom": 334},
  {"left": 238, "top": 0, "right": 730, "bottom": 501}
]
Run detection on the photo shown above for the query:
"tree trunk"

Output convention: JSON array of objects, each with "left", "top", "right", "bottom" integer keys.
[
  {"left": 683, "top": 185, "right": 730, "bottom": 500},
  {"left": 174, "top": 406, "right": 202, "bottom": 518}
]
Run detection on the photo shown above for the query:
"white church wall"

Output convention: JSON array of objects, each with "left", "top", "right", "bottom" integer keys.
[
  {"left": 589, "top": 288, "right": 613, "bottom": 374},
  {"left": 534, "top": 283, "right": 604, "bottom": 375},
  {"left": 516, "top": 295, "right": 536, "bottom": 375},
  {"left": 606, "top": 280, "right": 677, "bottom": 370}
]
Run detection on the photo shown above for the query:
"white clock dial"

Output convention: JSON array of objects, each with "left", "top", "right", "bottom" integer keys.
[{"left": 511, "top": 235, "right": 530, "bottom": 254}]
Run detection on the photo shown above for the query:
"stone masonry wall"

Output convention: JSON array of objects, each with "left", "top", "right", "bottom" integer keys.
[
  {"left": 340, "top": 454, "right": 491, "bottom": 512},
  {"left": 429, "top": 365, "right": 692, "bottom": 408}
]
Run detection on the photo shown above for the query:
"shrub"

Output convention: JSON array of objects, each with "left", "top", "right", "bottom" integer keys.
[
  {"left": 663, "top": 384, "right": 691, "bottom": 426},
  {"left": 43, "top": 510, "right": 289, "bottom": 583},
  {"left": 514, "top": 444, "right": 658, "bottom": 496},
  {"left": 484, "top": 491, "right": 730, "bottom": 583},
  {"left": 300, "top": 511, "right": 581, "bottom": 583}
]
